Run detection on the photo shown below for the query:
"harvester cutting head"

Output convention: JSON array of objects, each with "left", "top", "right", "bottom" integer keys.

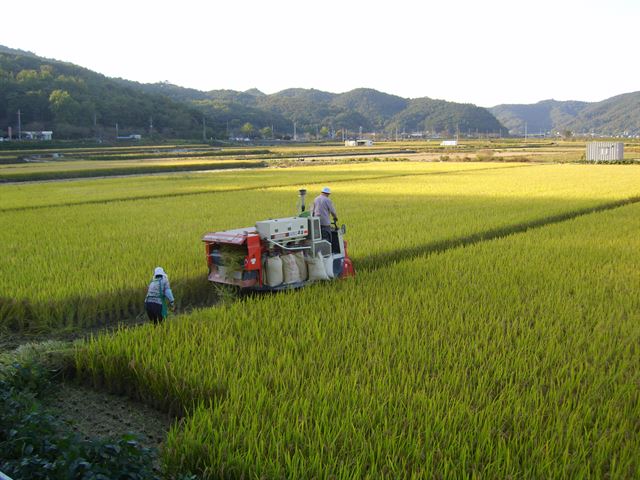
[{"left": 202, "top": 189, "right": 355, "bottom": 291}]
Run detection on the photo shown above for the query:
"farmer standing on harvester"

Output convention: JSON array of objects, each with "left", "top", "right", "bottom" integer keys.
[
  {"left": 312, "top": 186, "right": 338, "bottom": 243},
  {"left": 145, "top": 266, "right": 174, "bottom": 323}
]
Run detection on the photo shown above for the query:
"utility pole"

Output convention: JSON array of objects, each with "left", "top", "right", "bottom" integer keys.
[
  {"left": 524, "top": 122, "right": 528, "bottom": 140},
  {"left": 17, "top": 109, "right": 21, "bottom": 140},
  {"left": 293, "top": 121, "right": 297, "bottom": 141},
  {"left": 115, "top": 122, "right": 119, "bottom": 139},
  {"left": 149, "top": 116, "right": 153, "bottom": 135}
]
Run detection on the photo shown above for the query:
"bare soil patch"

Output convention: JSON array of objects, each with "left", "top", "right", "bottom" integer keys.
[{"left": 47, "top": 381, "right": 174, "bottom": 451}]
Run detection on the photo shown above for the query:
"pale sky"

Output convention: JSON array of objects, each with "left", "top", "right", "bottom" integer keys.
[{"left": 2, "top": 0, "right": 638, "bottom": 107}]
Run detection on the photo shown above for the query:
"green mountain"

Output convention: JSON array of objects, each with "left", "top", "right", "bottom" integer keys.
[
  {"left": 329, "top": 88, "right": 408, "bottom": 130},
  {"left": 565, "top": 92, "right": 640, "bottom": 136},
  {"left": 388, "top": 98, "right": 505, "bottom": 135},
  {"left": 0, "top": 47, "right": 213, "bottom": 140},
  {"left": 0, "top": 44, "right": 506, "bottom": 140},
  {"left": 122, "top": 81, "right": 503, "bottom": 137},
  {"left": 490, "top": 100, "right": 589, "bottom": 135},
  {"left": 491, "top": 94, "right": 640, "bottom": 136}
]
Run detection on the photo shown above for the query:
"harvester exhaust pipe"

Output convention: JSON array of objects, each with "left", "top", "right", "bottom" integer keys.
[{"left": 298, "top": 188, "right": 307, "bottom": 214}]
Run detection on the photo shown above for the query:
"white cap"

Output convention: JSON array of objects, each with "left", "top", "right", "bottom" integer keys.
[
  {"left": 154, "top": 267, "right": 166, "bottom": 277},
  {"left": 321, "top": 186, "right": 331, "bottom": 194}
]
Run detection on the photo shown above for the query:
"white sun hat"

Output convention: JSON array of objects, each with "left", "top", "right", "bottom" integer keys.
[
  {"left": 153, "top": 266, "right": 166, "bottom": 277},
  {"left": 321, "top": 186, "right": 331, "bottom": 194}
]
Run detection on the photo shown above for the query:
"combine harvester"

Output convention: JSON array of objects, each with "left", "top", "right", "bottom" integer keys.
[{"left": 203, "top": 189, "right": 355, "bottom": 291}]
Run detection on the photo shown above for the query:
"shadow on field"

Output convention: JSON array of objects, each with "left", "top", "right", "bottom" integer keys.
[
  {"left": 3, "top": 193, "right": 639, "bottom": 342},
  {"left": 1, "top": 163, "right": 533, "bottom": 213},
  {"left": 0, "top": 275, "right": 219, "bottom": 341},
  {"left": 356, "top": 195, "right": 640, "bottom": 271}
]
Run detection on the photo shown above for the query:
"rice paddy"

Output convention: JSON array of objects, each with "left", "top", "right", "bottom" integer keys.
[{"left": 1, "top": 142, "right": 638, "bottom": 478}]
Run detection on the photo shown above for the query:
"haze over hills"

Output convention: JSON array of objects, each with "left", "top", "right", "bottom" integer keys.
[
  {"left": 491, "top": 93, "right": 640, "bottom": 137},
  {"left": 1, "top": 44, "right": 638, "bottom": 140}
]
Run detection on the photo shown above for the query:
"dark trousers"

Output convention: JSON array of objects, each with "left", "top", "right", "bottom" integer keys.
[
  {"left": 145, "top": 301, "right": 163, "bottom": 324},
  {"left": 321, "top": 225, "right": 332, "bottom": 243}
]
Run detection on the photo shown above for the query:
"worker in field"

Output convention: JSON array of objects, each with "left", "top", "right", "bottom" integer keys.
[
  {"left": 312, "top": 186, "right": 338, "bottom": 243},
  {"left": 144, "top": 266, "right": 175, "bottom": 324}
]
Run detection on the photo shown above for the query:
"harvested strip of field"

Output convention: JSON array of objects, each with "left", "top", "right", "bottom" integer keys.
[
  {"left": 0, "top": 145, "right": 268, "bottom": 164},
  {"left": 1, "top": 163, "right": 638, "bottom": 333},
  {"left": 77, "top": 201, "right": 640, "bottom": 478},
  {"left": 0, "top": 158, "right": 266, "bottom": 182},
  {"left": 0, "top": 161, "right": 510, "bottom": 211}
]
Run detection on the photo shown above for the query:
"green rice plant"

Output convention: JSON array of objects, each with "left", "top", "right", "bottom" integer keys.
[{"left": 76, "top": 202, "right": 640, "bottom": 478}]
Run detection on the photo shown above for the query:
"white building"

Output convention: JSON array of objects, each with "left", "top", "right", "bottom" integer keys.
[
  {"left": 586, "top": 142, "right": 624, "bottom": 162},
  {"left": 23, "top": 131, "right": 53, "bottom": 141},
  {"left": 440, "top": 140, "right": 458, "bottom": 146},
  {"left": 345, "top": 139, "right": 373, "bottom": 147}
]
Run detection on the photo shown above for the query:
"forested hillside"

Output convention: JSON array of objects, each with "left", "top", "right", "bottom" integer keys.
[
  {"left": 491, "top": 94, "right": 640, "bottom": 136},
  {"left": 387, "top": 98, "right": 504, "bottom": 135},
  {"left": 1, "top": 45, "right": 505, "bottom": 140},
  {"left": 142, "top": 82, "right": 505, "bottom": 137},
  {"left": 0, "top": 47, "right": 207, "bottom": 139},
  {"left": 565, "top": 91, "right": 640, "bottom": 136}
]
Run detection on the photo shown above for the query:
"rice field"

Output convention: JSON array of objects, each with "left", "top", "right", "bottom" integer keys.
[
  {"left": 76, "top": 201, "right": 640, "bottom": 478},
  {"left": 1, "top": 150, "right": 639, "bottom": 478},
  {"left": 2, "top": 162, "right": 639, "bottom": 332}
]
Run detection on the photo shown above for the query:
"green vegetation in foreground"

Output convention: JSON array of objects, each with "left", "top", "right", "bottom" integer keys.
[
  {"left": 76, "top": 202, "right": 640, "bottom": 478},
  {"left": 0, "top": 343, "right": 170, "bottom": 480}
]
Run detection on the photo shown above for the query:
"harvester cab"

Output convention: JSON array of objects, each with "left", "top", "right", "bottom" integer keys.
[{"left": 202, "top": 189, "right": 355, "bottom": 291}]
